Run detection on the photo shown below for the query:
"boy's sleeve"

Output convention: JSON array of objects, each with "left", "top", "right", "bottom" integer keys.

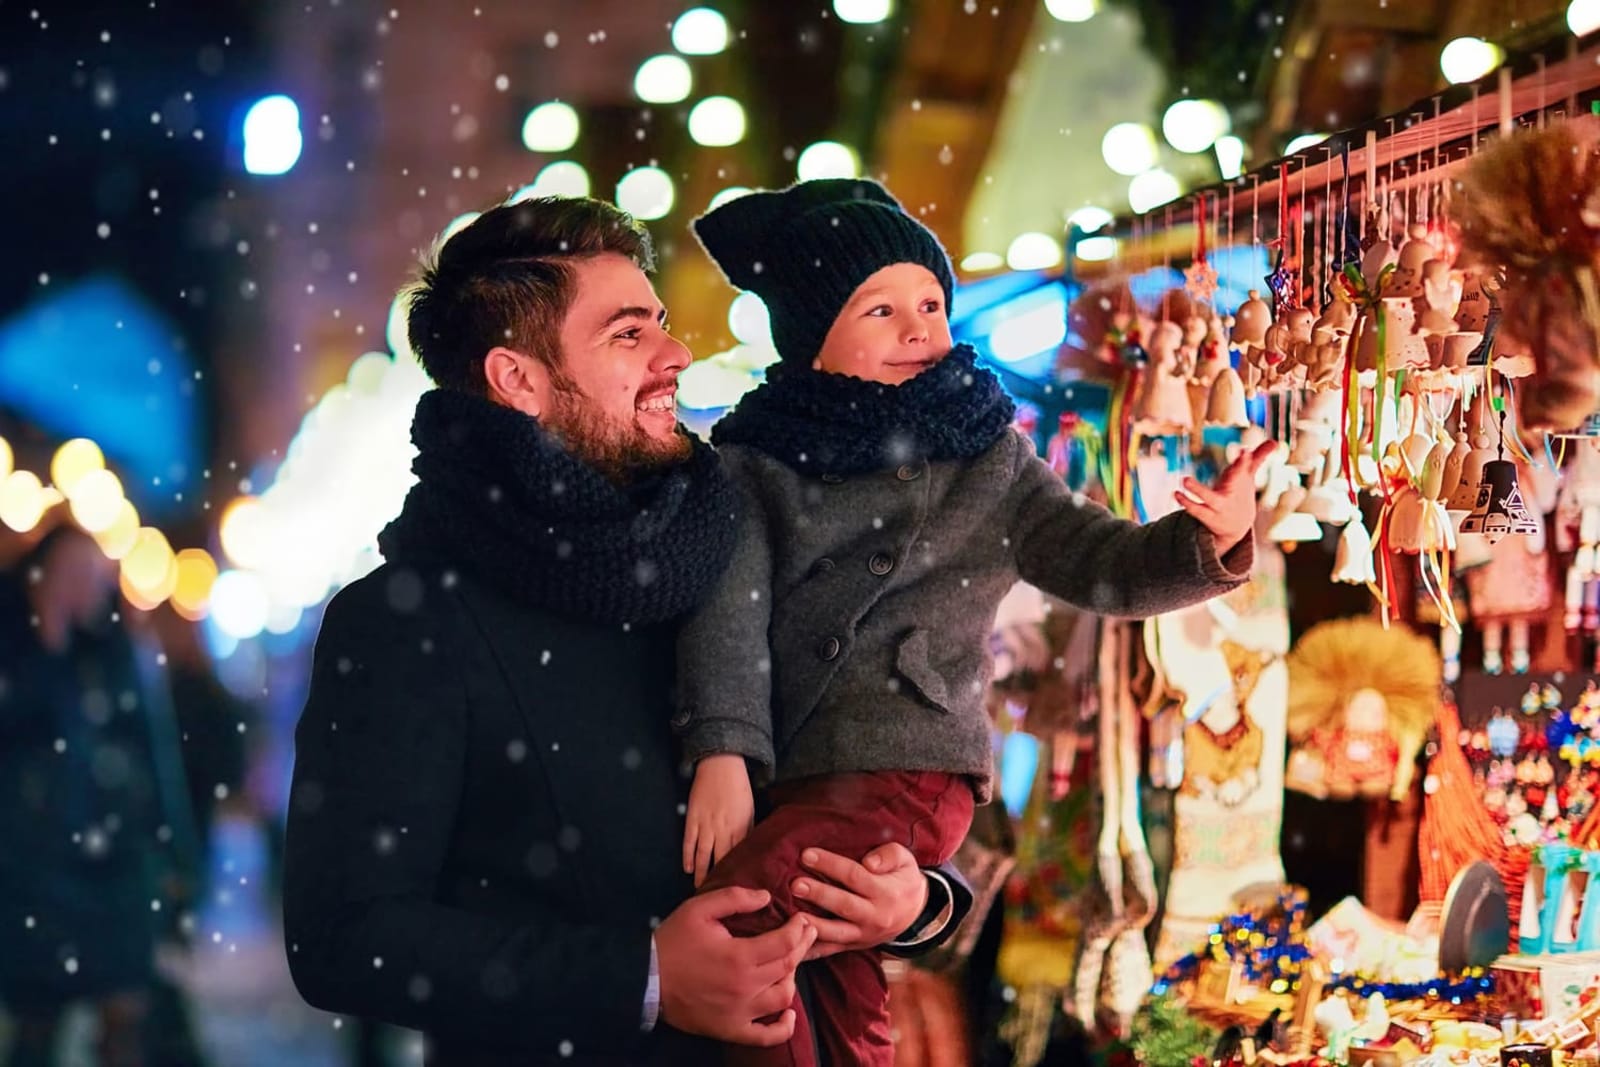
[
  {"left": 674, "top": 458, "right": 777, "bottom": 778},
  {"left": 1007, "top": 444, "right": 1253, "bottom": 617}
]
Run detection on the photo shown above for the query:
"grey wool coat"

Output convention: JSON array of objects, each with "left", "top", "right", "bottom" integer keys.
[{"left": 673, "top": 429, "right": 1255, "bottom": 802}]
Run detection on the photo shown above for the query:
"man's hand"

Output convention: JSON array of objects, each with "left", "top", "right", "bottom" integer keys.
[
  {"left": 656, "top": 887, "right": 815, "bottom": 1044},
  {"left": 1177, "top": 439, "right": 1275, "bottom": 552},
  {"left": 683, "top": 754, "right": 755, "bottom": 887},
  {"left": 791, "top": 843, "right": 928, "bottom": 961}
]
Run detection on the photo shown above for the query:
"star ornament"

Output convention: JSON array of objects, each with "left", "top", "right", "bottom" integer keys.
[
  {"left": 1265, "top": 247, "right": 1299, "bottom": 317},
  {"left": 1184, "top": 257, "right": 1218, "bottom": 303}
]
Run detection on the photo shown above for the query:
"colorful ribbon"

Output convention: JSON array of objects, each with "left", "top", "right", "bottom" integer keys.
[{"left": 1339, "top": 261, "right": 1398, "bottom": 468}]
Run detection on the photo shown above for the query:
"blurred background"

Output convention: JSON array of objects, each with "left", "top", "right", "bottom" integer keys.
[{"left": 0, "top": 0, "right": 1590, "bottom": 1064}]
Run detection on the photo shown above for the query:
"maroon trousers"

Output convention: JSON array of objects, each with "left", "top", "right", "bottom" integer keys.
[{"left": 698, "top": 770, "right": 975, "bottom": 1067}]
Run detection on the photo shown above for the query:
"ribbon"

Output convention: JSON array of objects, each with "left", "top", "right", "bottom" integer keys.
[
  {"left": 1418, "top": 537, "right": 1462, "bottom": 633},
  {"left": 1076, "top": 419, "right": 1104, "bottom": 496},
  {"left": 1494, "top": 381, "right": 1541, "bottom": 467},
  {"left": 1106, "top": 374, "right": 1136, "bottom": 518},
  {"left": 1366, "top": 469, "right": 1400, "bottom": 627},
  {"left": 1341, "top": 325, "right": 1361, "bottom": 504},
  {"left": 1339, "top": 261, "right": 1398, "bottom": 468}
]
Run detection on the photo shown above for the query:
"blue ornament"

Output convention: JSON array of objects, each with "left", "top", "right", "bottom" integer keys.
[{"left": 1488, "top": 714, "right": 1521, "bottom": 758}]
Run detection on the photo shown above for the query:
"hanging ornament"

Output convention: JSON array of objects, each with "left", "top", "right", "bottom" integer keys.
[
  {"left": 1438, "top": 431, "right": 1470, "bottom": 503},
  {"left": 1132, "top": 321, "right": 1195, "bottom": 435},
  {"left": 1459, "top": 410, "right": 1542, "bottom": 544},
  {"left": 1447, "top": 388, "right": 1496, "bottom": 512},
  {"left": 1205, "top": 367, "right": 1250, "bottom": 427},
  {"left": 1232, "top": 289, "right": 1272, "bottom": 349},
  {"left": 1264, "top": 168, "right": 1302, "bottom": 317},
  {"left": 1184, "top": 192, "right": 1219, "bottom": 303},
  {"left": 1333, "top": 517, "right": 1378, "bottom": 586},
  {"left": 1389, "top": 224, "right": 1435, "bottom": 298}
]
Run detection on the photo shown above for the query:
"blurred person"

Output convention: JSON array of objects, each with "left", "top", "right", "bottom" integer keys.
[
  {"left": 282, "top": 196, "right": 970, "bottom": 1067},
  {"left": 0, "top": 524, "right": 193, "bottom": 1067},
  {"left": 134, "top": 609, "right": 252, "bottom": 1067}
]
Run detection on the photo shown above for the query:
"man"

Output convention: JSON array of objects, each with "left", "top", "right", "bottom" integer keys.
[{"left": 282, "top": 196, "right": 968, "bottom": 1066}]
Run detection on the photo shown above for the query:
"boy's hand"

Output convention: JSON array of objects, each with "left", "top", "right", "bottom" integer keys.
[
  {"left": 1177, "top": 440, "right": 1275, "bottom": 552},
  {"left": 684, "top": 754, "right": 755, "bottom": 887}
]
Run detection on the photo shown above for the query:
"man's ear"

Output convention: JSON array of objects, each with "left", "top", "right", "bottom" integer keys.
[{"left": 483, "top": 347, "right": 550, "bottom": 418}]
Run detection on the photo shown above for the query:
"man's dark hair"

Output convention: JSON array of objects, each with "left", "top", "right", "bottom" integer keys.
[{"left": 406, "top": 197, "right": 656, "bottom": 395}]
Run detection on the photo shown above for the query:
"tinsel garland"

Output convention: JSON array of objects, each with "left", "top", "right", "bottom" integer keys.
[
  {"left": 1152, "top": 887, "right": 1495, "bottom": 1005},
  {"left": 1153, "top": 889, "right": 1314, "bottom": 995}
]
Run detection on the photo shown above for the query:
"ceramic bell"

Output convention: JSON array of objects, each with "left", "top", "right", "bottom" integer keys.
[
  {"left": 1267, "top": 483, "right": 1323, "bottom": 543},
  {"left": 1457, "top": 271, "right": 1491, "bottom": 334},
  {"left": 1460, "top": 459, "right": 1542, "bottom": 544},
  {"left": 1205, "top": 367, "right": 1249, "bottom": 427},
  {"left": 1354, "top": 297, "right": 1423, "bottom": 371},
  {"left": 1389, "top": 486, "right": 1427, "bottom": 553},
  {"left": 1333, "top": 516, "right": 1378, "bottom": 584},
  {"left": 1232, "top": 289, "right": 1271, "bottom": 349},
  {"left": 1360, "top": 232, "right": 1399, "bottom": 284},
  {"left": 1388, "top": 225, "right": 1434, "bottom": 298},
  {"left": 1438, "top": 432, "right": 1470, "bottom": 502},
  {"left": 1132, "top": 321, "right": 1194, "bottom": 434}
]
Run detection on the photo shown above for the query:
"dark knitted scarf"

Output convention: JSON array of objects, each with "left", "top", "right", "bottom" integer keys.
[
  {"left": 379, "top": 390, "right": 739, "bottom": 626},
  {"left": 712, "top": 343, "right": 1016, "bottom": 476}
]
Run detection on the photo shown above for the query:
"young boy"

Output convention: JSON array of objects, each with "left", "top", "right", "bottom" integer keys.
[{"left": 675, "top": 178, "right": 1269, "bottom": 1066}]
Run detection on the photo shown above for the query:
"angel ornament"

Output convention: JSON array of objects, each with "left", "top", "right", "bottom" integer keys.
[{"left": 1285, "top": 618, "right": 1441, "bottom": 801}]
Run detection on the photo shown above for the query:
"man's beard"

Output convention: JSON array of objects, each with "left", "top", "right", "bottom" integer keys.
[{"left": 544, "top": 384, "right": 693, "bottom": 483}]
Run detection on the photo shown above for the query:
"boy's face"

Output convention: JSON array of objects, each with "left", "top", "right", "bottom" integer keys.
[{"left": 812, "top": 263, "right": 953, "bottom": 385}]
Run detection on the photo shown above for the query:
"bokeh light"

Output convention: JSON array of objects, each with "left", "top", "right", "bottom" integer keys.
[
  {"left": 672, "top": 8, "right": 730, "bottom": 54},
  {"left": 615, "top": 167, "right": 675, "bottom": 220},
  {"left": 521, "top": 102, "right": 580, "bottom": 152},
  {"left": 634, "top": 55, "right": 693, "bottom": 103}
]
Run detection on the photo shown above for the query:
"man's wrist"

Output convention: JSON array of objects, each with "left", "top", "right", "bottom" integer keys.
[{"left": 888, "top": 868, "right": 954, "bottom": 948}]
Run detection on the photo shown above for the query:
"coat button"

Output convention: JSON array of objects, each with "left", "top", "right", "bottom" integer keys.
[
  {"left": 821, "top": 473, "right": 844, "bottom": 485},
  {"left": 670, "top": 708, "right": 691, "bottom": 730},
  {"left": 869, "top": 552, "right": 894, "bottom": 576},
  {"left": 812, "top": 557, "right": 836, "bottom": 576},
  {"left": 896, "top": 464, "right": 920, "bottom": 482},
  {"left": 818, "top": 636, "right": 841, "bottom": 661}
]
